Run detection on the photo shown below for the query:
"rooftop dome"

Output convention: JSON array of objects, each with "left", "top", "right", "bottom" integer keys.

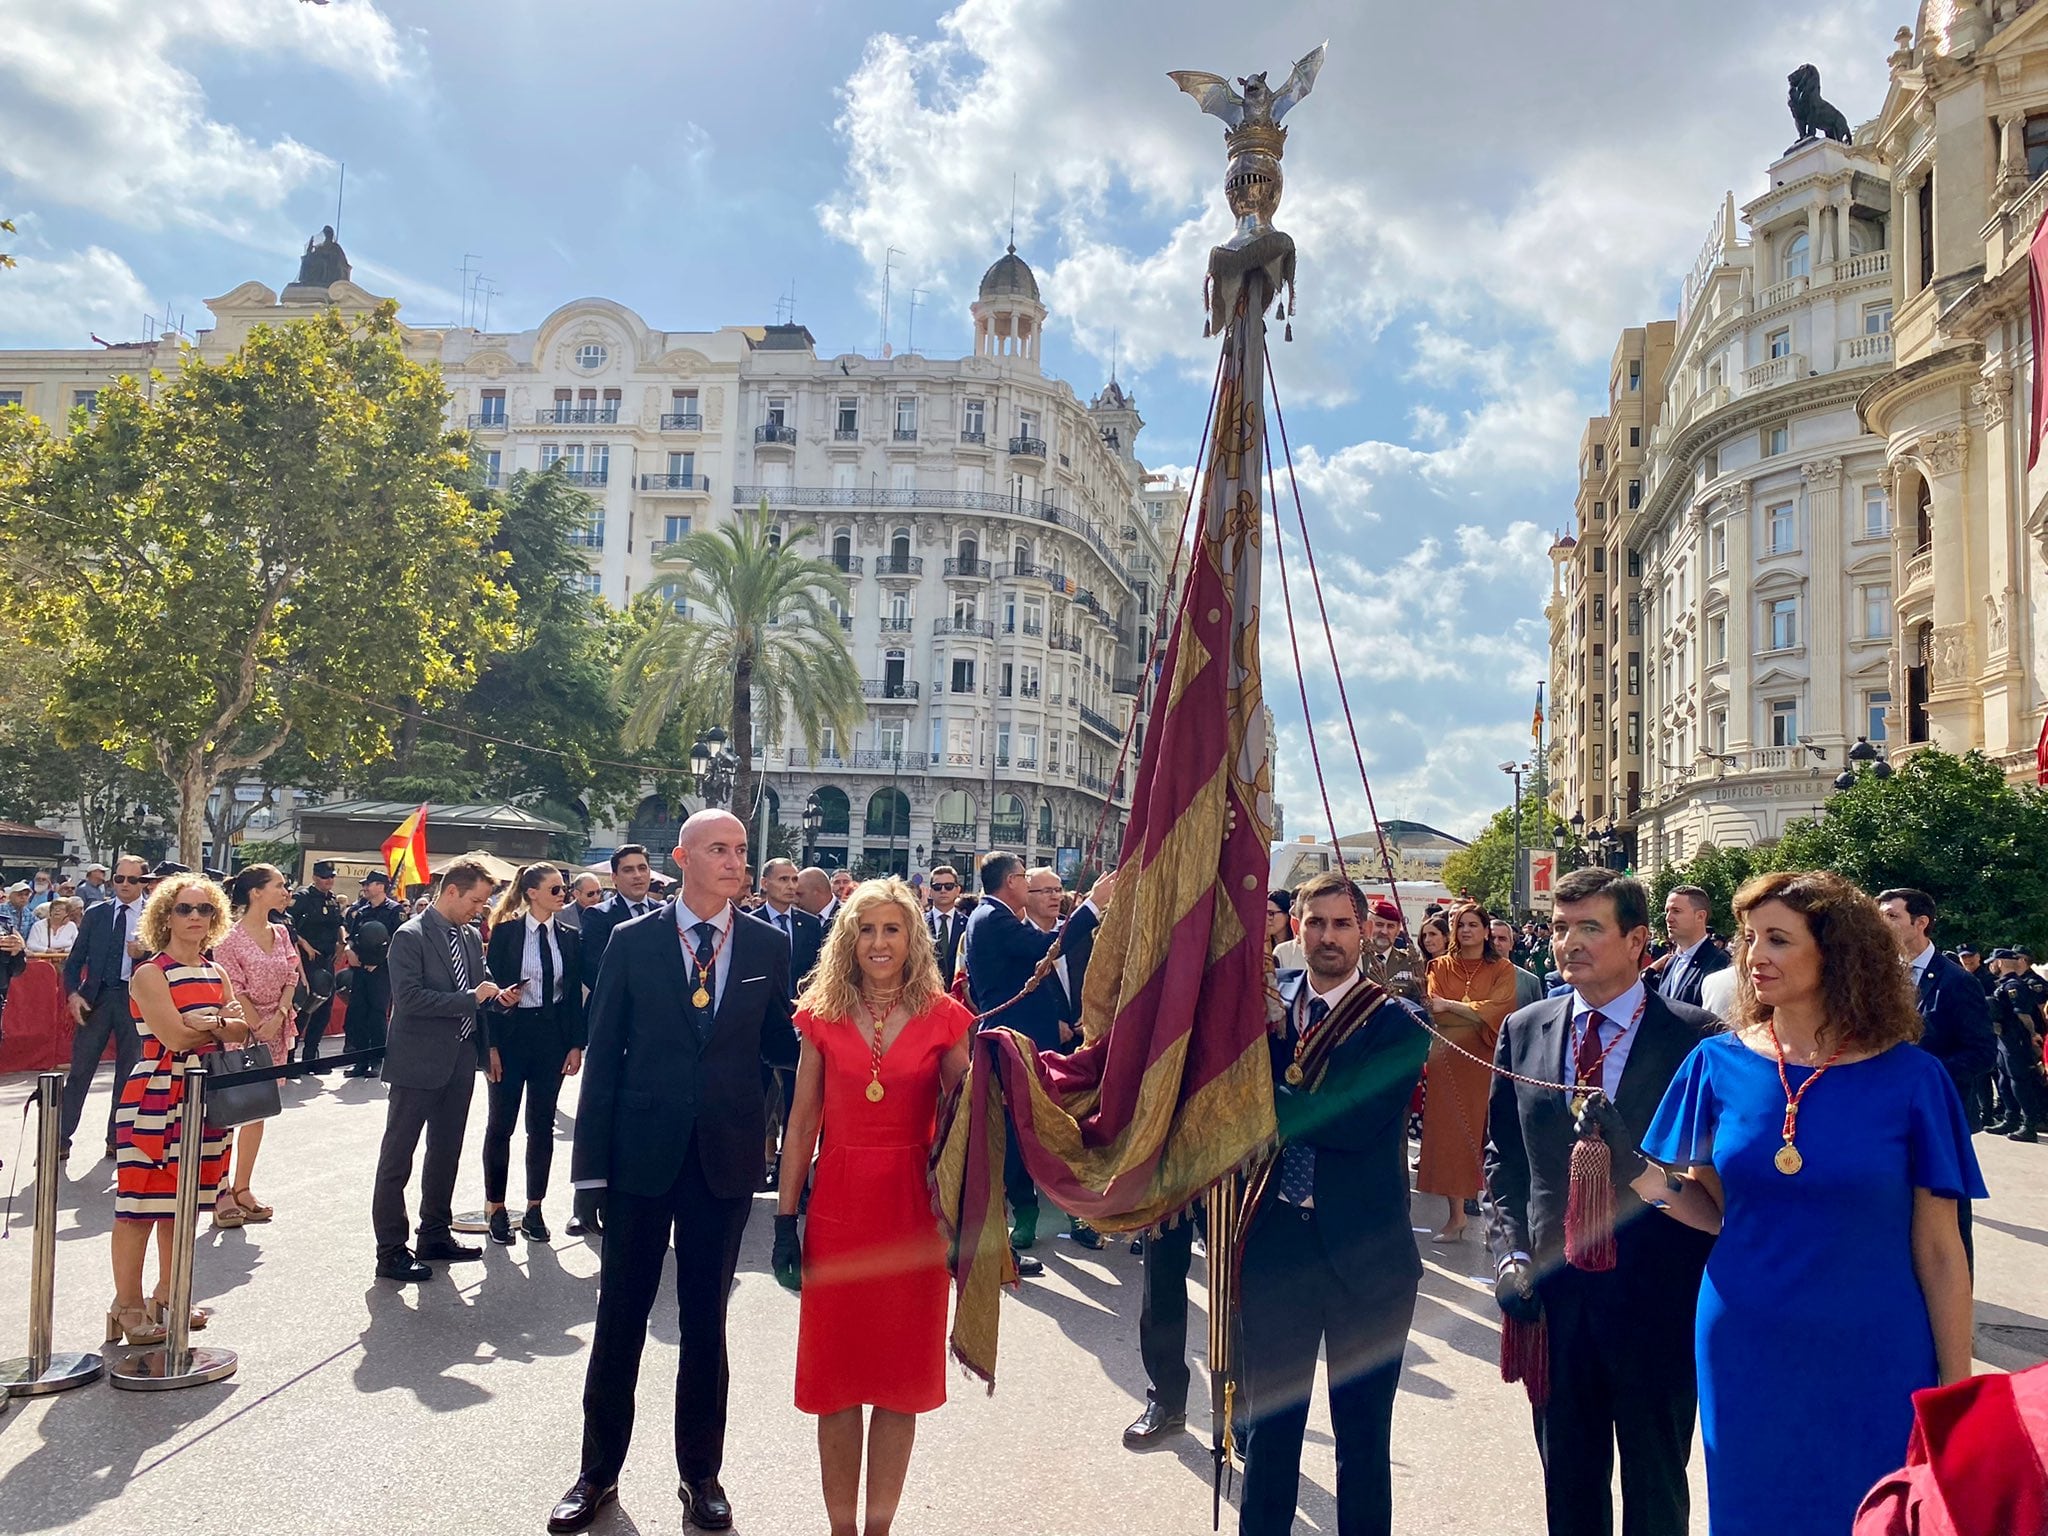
[{"left": 978, "top": 244, "right": 1040, "bottom": 303}]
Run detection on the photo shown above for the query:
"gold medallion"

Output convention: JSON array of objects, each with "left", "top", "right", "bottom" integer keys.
[
  {"left": 1774, "top": 1142, "right": 1803, "bottom": 1176},
  {"left": 865, "top": 1080, "right": 885, "bottom": 1103},
  {"left": 692, "top": 986, "right": 710, "bottom": 1009},
  {"left": 1569, "top": 1093, "right": 1589, "bottom": 1119},
  {"left": 1284, "top": 1062, "right": 1304, "bottom": 1086}
]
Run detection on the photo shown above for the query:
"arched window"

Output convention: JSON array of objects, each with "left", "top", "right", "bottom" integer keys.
[
  {"left": 1038, "top": 799, "right": 1054, "bottom": 843},
  {"left": 832, "top": 527, "right": 853, "bottom": 570},
  {"left": 1781, "top": 231, "right": 1810, "bottom": 282},
  {"left": 892, "top": 527, "right": 912, "bottom": 562},
  {"left": 814, "top": 786, "right": 850, "bottom": 838},
  {"left": 865, "top": 788, "right": 910, "bottom": 839},
  {"left": 992, "top": 793, "right": 1025, "bottom": 843},
  {"left": 1013, "top": 540, "right": 1032, "bottom": 575},
  {"left": 1913, "top": 475, "right": 1932, "bottom": 550},
  {"left": 958, "top": 535, "right": 978, "bottom": 565},
  {"left": 935, "top": 789, "right": 975, "bottom": 840}
]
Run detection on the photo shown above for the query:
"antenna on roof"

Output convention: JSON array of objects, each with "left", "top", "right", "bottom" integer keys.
[
  {"left": 334, "top": 162, "right": 345, "bottom": 239},
  {"left": 880, "top": 246, "right": 903, "bottom": 357},
  {"left": 476, "top": 278, "right": 500, "bottom": 330},
  {"left": 1110, "top": 326, "right": 1119, "bottom": 384},
  {"left": 1008, "top": 173, "right": 1018, "bottom": 250},
  {"left": 775, "top": 278, "right": 797, "bottom": 326},
  {"left": 457, "top": 254, "right": 481, "bottom": 326},
  {"left": 905, "top": 287, "right": 928, "bottom": 356}
]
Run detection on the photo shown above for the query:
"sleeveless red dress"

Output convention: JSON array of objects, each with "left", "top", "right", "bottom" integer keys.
[{"left": 793, "top": 994, "right": 973, "bottom": 1415}]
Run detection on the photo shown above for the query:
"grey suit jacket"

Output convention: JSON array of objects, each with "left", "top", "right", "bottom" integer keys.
[{"left": 380, "top": 908, "right": 485, "bottom": 1090}]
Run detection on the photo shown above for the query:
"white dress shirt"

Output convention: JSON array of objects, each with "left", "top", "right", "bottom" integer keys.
[
  {"left": 676, "top": 898, "right": 736, "bottom": 1009},
  {"left": 1662, "top": 937, "right": 1710, "bottom": 1000},
  {"left": 515, "top": 915, "right": 563, "bottom": 1007},
  {"left": 114, "top": 896, "right": 146, "bottom": 981},
  {"left": 1568, "top": 977, "right": 1647, "bottom": 1100}
]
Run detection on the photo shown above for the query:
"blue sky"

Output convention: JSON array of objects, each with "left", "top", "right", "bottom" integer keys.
[{"left": 0, "top": 0, "right": 1900, "bottom": 835}]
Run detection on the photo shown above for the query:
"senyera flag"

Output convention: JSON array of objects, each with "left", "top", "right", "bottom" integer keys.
[
  {"left": 2030, "top": 207, "right": 2048, "bottom": 469},
  {"left": 381, "top": 804, "right": 431, "bottom": 891},
  {"left": 931, "top": 281, "right": 1279, "bottom": 1387}
]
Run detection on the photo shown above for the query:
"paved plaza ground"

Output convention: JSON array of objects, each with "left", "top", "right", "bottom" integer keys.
[{"left": 0, "top": 1061, "right": 2039, "bottom": 1535}]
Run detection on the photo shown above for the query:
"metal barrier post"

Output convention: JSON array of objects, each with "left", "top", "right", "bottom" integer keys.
[
  {"left": 108, "top": 1066, "right": 236, "bottom": 1390},
  {"left": 0, "top": 1071, "right": 103, "bottom": 1395}
]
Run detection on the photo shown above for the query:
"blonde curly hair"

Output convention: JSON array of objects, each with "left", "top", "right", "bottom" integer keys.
[
  {"left": 139, "top": 874, "right": 233, "bottom": 952},
  {"left": 795, "top": 876, "right": 945, "bottom": 1022}
]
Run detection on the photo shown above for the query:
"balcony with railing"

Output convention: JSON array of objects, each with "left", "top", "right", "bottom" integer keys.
[
  {"left": 1018, "top": 681, "right": 1041, "bottom": 699},
  {"left": 829, "top": 553, "right": 864, "bottom": 575},
  {"left": 567, "top": 527, "right": 606, "bottom": 549},
  {"left": 933, "top": 820, "right": 976, "bottom": 842},
  {"left": 1742, "top": 353, "right": 1805, "bottom": 392},
  {"left": 1753, "top": 274, "right": 1809, "bottom": 312},
  {"left": 852, "top": 748, "right": 927, "bottom": 770},
  {"left": 536, "top": 406, "right": 620, "bottom": 425},
  {"left": 1009, "top": 436, "right": 1047, "bottom": 458},
  {"left": 877, "top": 616, "right": 915, "bottom": 635},
  {"left": 1079, "top": 704, "right": 1121, "bottom": 740},
  {"left": 467, "top": 412, "right": 509, "bottom": 430},
  {"left": 1838, "top": 332, "right": 1893, "bottom": 368},
  {"left": 943, "top": 557, "right": 991, "bottom": 581},
  {"left": 959, "top": 429, "right": 987, "bottom": 446},
  {"left": 1113, "top": 674, "right": 1142, "bottom": 696},
  {"left": 1015, "top": 756, "right": 1038, "bottom": 771},
  {"left": 755, "top": 423, "right": 797, "bottom": 445},
  {"left": 874, "top": 555, "right": 924, "bottom": 579},
  {"left": 1904, "top": 544, "right": 1934, "bottom": 595},
  {"left": 561, "top": 468, "right": 609, "bottom": 487},
  {"left": 837, "top": 614, "right": 853, "bottom": 631},
  {"left": 833, "top": 427, "right": 859, "bottom": 441},
  {"left": 861, "top": 680, "right": 920, "bottom": 701},
  {"left": 639, "top": 472, "right": 710, "bottom": 493},
  {"left": 1047, "top": 631, "right": 1081, "bottom": 653},
  {"left": 934, "top": 618, "right": 995, "bottom": 639},
  {"left": 893, "top": 427, "right": 919, "bottom": 443},
  {"left": 990, "top": 817, "right": 1026, "bottom": 844},
  {"left": 660, "top": 412, "right": 703, "bottom": 431}
]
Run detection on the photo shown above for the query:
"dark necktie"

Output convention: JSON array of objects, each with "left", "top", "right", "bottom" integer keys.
[
  {"left": 690, "top": 920, "right": 717, "bottom": 1040},
  {"left": 537, "top": 919, "right": 554, "bottom": 1006},
  {"left": 113, "top": 902, "right": 129, "bottom": 972},
  {"left": 1276, "top": 996, "right": 1329, "bottom": 1206},
  {"left": 450, "top": 924, "right": 475, "bottom": 1039},
  {"left": 1575, "top": 1009, "right": 1608, "bottom": 1090}
]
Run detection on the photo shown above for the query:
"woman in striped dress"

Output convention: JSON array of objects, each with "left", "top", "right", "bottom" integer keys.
[{"left": 107, "top": 874, "right": 249, "bottom": 1348}]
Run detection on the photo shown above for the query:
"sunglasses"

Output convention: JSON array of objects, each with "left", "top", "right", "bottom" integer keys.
[
  {"left": 540, "top": 884, "right": 566, "bottom": 897},
  {"left": 929, "top": 882, "right": 958, "bottom": 892},
  {"left": 111, "top": 875, "right": 144, "bottom": 886},
  {"left": 173, "top": 902, "right": 218, "bottom": 918}
]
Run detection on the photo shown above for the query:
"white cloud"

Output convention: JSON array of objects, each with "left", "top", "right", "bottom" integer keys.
[
  {"left": 0, "top": 239, "right": 156, "bottom": 347},
  {"left": 0, "top": 0, "right": 413, "bottom": 233}
]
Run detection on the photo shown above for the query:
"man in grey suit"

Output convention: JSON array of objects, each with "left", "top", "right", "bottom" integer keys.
[
  {"left": 371, "top": 857, "right": 504, "bottom": 1283},
  {"left": 1492, "top": 917, "right": 1547, "bottom": 1011}
]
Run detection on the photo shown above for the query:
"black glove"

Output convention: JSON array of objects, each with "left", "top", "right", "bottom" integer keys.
[
  {"left": 1574, "top": 1091, "right": 1648, "bottom": 1184},
  {"left": 570, "top": 1187, "right": 606, "bottom": 1236},
  {"left": 1493, "top": 1259, "right": 1541, "bottom": 1323},
  {"left": 772, "top": 1214, "right": 803, "bottom": 1293}
]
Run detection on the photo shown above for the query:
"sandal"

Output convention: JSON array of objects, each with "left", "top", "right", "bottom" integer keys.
[
  {"left": 105, "top": 1300, "right": 167, "bottom": 1347},
  {"left": 213, "top": 1195, "right": 246, "bottom": 1229},
  {"left": 144, "top": 1297, "right": 211, "bottom": 1332},
  {"left": 232, "top": 1186, "right": 274, "bottom": 1222}
]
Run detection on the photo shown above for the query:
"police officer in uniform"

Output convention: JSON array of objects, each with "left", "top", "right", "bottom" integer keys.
[
  {"left": 1988, "top": 947, "right": 2048, "bottom": 1141},
  {"left": 343, "top": 871, "right": 410, "bottom": 1076},
  {"left": 287, "top": 861, "right": 347, "bottom": 1067}
]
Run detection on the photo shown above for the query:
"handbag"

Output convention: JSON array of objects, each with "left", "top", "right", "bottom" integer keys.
[{"left": 206, "top": 1038, "right": 282, "bottom": 1127}]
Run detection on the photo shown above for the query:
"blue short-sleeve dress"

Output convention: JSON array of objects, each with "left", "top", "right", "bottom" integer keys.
[{"left": 1642, "top": 1033, "right": 1986, "bottom": 1536}]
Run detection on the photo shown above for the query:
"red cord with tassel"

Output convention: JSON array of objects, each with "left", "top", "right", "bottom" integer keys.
[
  {"left": 1500, "top": 1313, "right": 1549, "bottom": 1408},
  {"left": 1563, "top": 1120, "right": 1617, "bottom": 1272}
]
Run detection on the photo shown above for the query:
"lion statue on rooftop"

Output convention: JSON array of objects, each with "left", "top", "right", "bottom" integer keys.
[{"left": 1789, "top": 64, "right": 1854, "bottom": 147}]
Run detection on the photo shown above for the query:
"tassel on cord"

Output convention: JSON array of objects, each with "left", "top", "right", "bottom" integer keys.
[
  {"left": 1563, "top": 1124, "right": 1617, "bottom": 1272},
  {"left": 1500, "top": 1313, "right": 1549, "bottom": 1408}
]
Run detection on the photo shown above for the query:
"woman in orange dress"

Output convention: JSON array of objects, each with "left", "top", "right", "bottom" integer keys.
[
  {"left": 1419, "top": 902, "right": 1516, "bottom": 1243},
  {"left": 772, "top": 876, "right": 973, "bottom": 1536}
]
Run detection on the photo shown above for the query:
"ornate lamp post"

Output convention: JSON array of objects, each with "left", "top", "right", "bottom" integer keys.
[
  {"left": 1832, "top": 735, "right": 1895, "bottom": 792},
  {"left": 801, "top": 793, "right": 822, "bottom": 867},
  {"left": 690, "top": 726, "right": 738, "bottom": 810}
]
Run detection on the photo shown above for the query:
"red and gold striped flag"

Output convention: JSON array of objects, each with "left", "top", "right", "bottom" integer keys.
[
  {"left": 381, "top": 804, "right": 431, "bottom": 892},
  {"left": 934, "top": 281, "right": 1279, "bottom": 1385}
]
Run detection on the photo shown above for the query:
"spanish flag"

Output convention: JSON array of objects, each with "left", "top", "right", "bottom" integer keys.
[
  {"left": 1531, "top": 682, "right": 1545, "bottom": 744},
  {"left": 382, "top": 805, "right": 431, "bottom": 891}
]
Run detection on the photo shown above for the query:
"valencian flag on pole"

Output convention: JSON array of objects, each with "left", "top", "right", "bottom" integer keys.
[
  {"left": 381, "top": 804, "right": 431, "bottom": 891},
  {"left": 932, "top": 231, "right": 1284, "bottom": 1389},
  {"left": 1532, "top": 681, "right": 1545, "bottom": 745},
  {"left": 2028, "top": 207, "right": 2048, "bottom": 469}
]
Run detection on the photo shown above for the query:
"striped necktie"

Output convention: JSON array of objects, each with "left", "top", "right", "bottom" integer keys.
[{"left": 450, "top": 923, "right": 475, "bottom": 1038}]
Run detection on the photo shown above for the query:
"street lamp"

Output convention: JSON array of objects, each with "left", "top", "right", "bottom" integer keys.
[
  {"left": 801, "top": 793, "right": 822, "bottom": 866},
  {"left": 1833, "top": 735, "right": 1895, "bottom": 792},
  {"left": 1499, "top": 760, "right": 1532, "bottom": 918},
  {"left": 690, "top": 726, "right": 738, "bottom": 809}
]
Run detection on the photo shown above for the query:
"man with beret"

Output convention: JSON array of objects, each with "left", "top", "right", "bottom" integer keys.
[
  {"left": 1988, "top": 947, "right": 2048, "bottom": 1142},
  {"left": 343, "top": 871, "right": 409, "bottom": 1076},
  {"left": 1362, "top": 896, "right": 1425, "bottom": 1006},
  {"left": 288, "top": 862, "right": 347, "bottom": 1066}
]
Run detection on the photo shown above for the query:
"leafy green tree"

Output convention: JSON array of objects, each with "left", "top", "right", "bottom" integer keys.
[
  {"left": 0, "top": 305, "right": 514, "bottom": 864},
  {"left": 617, "top": 502, "right": 862, "bottom": 823},
  {"left": 1772, "top": 748, "right": 2048, "bottom": 952},
  {"left": 1441, "top": 785, "right": 1559, "bottom": 917},
  {"left": 1646, "top": 842, "right": 1770, "bottom": 941},
  {"left": 0, "top": 662, "right": 172, "bottom": 861},
  {"left": 362, "top": 739, "right": 485, "bottom": 805}
]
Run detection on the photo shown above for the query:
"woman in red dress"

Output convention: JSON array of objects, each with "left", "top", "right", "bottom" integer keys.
[{"left": 773, "top": 876, "right": 973, "bottom": 1536}]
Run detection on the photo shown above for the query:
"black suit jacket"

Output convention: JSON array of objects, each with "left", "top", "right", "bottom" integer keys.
[
  {"left": 926, "top": 904, "right": 971, "bottom": 989},
  {"left": 1484, "top": 990, "right": 1717, "bottom": 1291},
  {"left": 62, "top": 895, "right": 141, "bottom": 1005},
  {"left": 748, "top": 906, "right": 817, "bottom": 1068},
  {"left": 964, "top": 897, "right": 1101, "bottom": 1050},
  {"left": 572, "top": 902, "right": 792, "bottom": 1201},
  {"left": 577, "top": 892, "right": 656, "bottom": 993},
  {"left": 1652, "top": 940, "right": 1729, "bottom": 1008},
  {"left": 483, "top": 913, "right": 586, "bottom": 1052},
  {"left": 1270, "top": 971, "right": 1431, "bottom": 1292},
  {"left": 1916, "top": 949, "right": 1998, "bottom": 1092}
]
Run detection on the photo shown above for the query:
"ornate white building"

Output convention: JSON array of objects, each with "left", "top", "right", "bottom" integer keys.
[{"left": 1631, "top": 139, "right": 1898, "bottom": 867}]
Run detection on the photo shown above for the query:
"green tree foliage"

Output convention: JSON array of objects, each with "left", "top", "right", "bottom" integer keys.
[
  {"left": 0, "top": 305, "right": 514, "bottom": 864},
  {"left": 1439, "top": 785, "right": 1559, "bottom": 917},
  {"left": 1771, "top": 748, "right": 2048, "bottom": 952},
  {"left": 617, "top": 502, "right": 863, "bottom": 823},
  {"left": 1646, "top": 842, "right": 1771, "bottom": 941}
]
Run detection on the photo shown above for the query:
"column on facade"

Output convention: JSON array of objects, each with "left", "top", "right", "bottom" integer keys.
[
  {"left": 1803, "top": 458, "right": 1845, "bottom": 744},
  {"left": 1725, "top": 484, "right": 1754, "bottom": 748},
  {"left": 1919, "top": 428, "right": 1979, "bottom": 746},
  {"left": 1975, "top": 352, "right": 2023, "bottom": 754}
]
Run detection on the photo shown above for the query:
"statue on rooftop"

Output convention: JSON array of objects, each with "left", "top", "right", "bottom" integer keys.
[
  {"left": 295, "top": 225, "right": 351, "bottom": 288},
  {"left": 1788, "top": 64, "right": 1854, "bottom": 150}
]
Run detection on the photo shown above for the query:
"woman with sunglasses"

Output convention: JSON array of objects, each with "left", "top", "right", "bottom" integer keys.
[
  {"left": 480, "top": 863, "right": 584, "bottom": 1243},
  {"left": 214, "top": 864, "right": 304, "bottom": 1227},
  {"left": 108, "top": 874, "right": 247, "bottom": 1345}
]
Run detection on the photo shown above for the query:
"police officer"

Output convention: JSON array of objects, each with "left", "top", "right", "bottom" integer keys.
[
  {"left": 1988, "top": 947, "right": 2048, "bottom": 1142},
  {"left": 342, "top": 871, "right": 409, "bottom": 1077},
  {"left": 287, "top": 861, "right": 347, "bottom": 1067}
]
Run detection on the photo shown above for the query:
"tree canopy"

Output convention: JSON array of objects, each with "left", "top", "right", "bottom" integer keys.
[
  {"left": 1440, "top": 785, "right": 1558, "bottom": 916},
  {"left": 0, "top": 304, "right": 514, "bottom": 863}
]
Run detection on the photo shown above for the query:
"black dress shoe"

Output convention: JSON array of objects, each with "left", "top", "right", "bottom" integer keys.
[
  {"left": 2011, "top": 1126, "right": 2040, "bottom": 1142},
  {"left": 567, "top": 1189, "right": 604, "bottom": 1237},
  {"left": 375, "top": 1249, "right": 433, "bottom": 1283},
  {"left": 1123, "top": 1400, "right": 1187, "bottom": 1449},
  {"left": 1013, "top": 1249, "right": 1044, "bottom": 1278},
  {"left": 416, "top": 1237, "right": 483, "bottom": 1263},
  {"left": 679, "top": 1477, "right": 733, "bottom": 1531},
  {"left": 521, "top": 1206, "right": 551, "bottom": 1243},
  {"left": 487, "top": 1209, "right": 514, "bottom": 1246},
  {"left": 1068, "top": 1219, "right": 1105, "bottom": 1250},
  {"left": 546, "top": 1475, "right": 618, "bottom": 1534}
]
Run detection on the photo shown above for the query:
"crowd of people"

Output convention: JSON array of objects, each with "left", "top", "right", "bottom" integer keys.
[{"left": 17, "top": 820, "right": 2037, "bottom": 1536}]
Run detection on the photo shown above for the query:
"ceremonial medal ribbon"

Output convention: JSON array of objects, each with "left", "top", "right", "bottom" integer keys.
[
  {"left": 686, "top": 907, "right": 736, "bottom": 1010},
  {"left": 1569, "top": 993, "right": 1647, "bottom": 1117},
  {"left": 1765, "top": 1022, "right": 1847, "bottom": 1175},
  {"left": 859, "top": 990, "right": 902, "bottom": 1103}
]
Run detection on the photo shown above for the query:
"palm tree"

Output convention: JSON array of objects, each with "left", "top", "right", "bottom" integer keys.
[{"left": 617, "top": 500, "right": 863, "bottom": 825}]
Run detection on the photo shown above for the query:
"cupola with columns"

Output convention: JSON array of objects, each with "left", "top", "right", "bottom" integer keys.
[{"left": 970, "top": 243, "right": 1047, "bottom": 370}]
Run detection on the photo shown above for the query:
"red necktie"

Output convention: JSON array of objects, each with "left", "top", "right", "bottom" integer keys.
[{"left": 1575, "top": 1010, "right": 1608, "bottom": 1088}]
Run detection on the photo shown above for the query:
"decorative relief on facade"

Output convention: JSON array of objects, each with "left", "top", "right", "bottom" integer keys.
[
  {"left": 705, "top": 386, "right": 724, "bottom": 425},
  {"left": 1986, "top": 590, "right": 2009, "bottom": 657},
  {"left": 1973, "top": 365, "right": 2013, "bottom": 429},
  {"left": 1721, "top": 482, "right": 1751, "bottom": 516},
  {"left": 1931, "top": 623, "right": 1973, "bottom": 687},
  {"left": 1919, "top": 429, "right": 1967, "bottom": 476},
  {"left": 1799, "top": 457, "right": 1843, "bottom": 484}
]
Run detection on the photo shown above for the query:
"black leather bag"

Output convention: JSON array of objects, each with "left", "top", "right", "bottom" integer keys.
[{"left": 205, "top": 1040, "right": 282, "bottom": 1127}]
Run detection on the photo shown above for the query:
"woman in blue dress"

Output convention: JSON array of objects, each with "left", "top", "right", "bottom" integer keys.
[{"left": 1628, "top": 869, "right": 1983, "bottom": 1536}]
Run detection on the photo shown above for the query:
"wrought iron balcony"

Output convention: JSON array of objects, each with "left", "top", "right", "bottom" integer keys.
[
  {"left": 892, "top": 427, "right": 919, "bottom": 442},
  {"left": 1014, "top": 757, "right": 1038, "bottom": 771},
  {"left": 537, "top": 406, "right": 619, "bottom": 425},
  {"left": 1019, "top": 682, "right": 1041, "bottom": 699},
  {"left": 567, "top": 529, "right": 606, "bottom": 548},
  {"left": 1079, "top": 705, "right": 1121, "bottom": 740},
  {"left": 1048, "top": 632, "right": 1081, "bottom": 653},
  {"left": 990, "top": 818, "right": 1026, "bottom": 844},
  {"left": 838, "top": 614, "right": 853, "bottom": 630},
  {"left": 1021, "top": 618, "right": 1045, "bottom": 636},
  {"left": 943, "top": 557, "right": 991, "bottom": 580},
  {"left": 862, "top": 679, "right": 920, "bottom": 700},
  {"left": 874, "top": 555, "right": 924, "bottom": 578},
  {"left": 959, "top": 429, "right": 987, "bottom": 445},
  {"left": 660, "top": 412, "right": 703, "bottom": 431},
  {"left": 852, "top": 749, "right": 928, "bottom": 770},
  {"left": 933, "top": 821, "right": 976, "bottom": 842},
  {"left": 878, "top": 616, "right": 915, "bottom": 634},
  {"left": 467, "top": 412, "right": 508, "bottom": 429},
  {"left": 639, "top": 473, "right": 709, "bottom": 492},
  {"left": 934, "top": 618, "right": 994, "bottom": 639},
  {"left": 1113, "top": 674, "right": 1142, "bottom": 696},
  {"left": 830, "top": 553, "right": 864, "bottom": 574},
  {"left": 560, "top": 468, "right": 608, "bottom": 486},
  {"left": 755, "top": 424, "right": 797, "bottom": 445},
  {"left": 1009, "top": 436, "right": 1047, "bottom": 457}
]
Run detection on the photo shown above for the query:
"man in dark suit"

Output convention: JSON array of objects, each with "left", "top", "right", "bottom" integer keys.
[
  {"left": 924, "top": 862, "right": 971, "bottom": 988},
  {"left": 963, "top": 852, "right": 1110, "bottom": 1264},
  {"left": 575, "top": 843, "right": 658, "bottom": 994},
  {"left": 1237, "top": 871, "right": 1430, "bottom": 1536},
  {"left": 1650, "top": 884, "right": 1730, "bottom": 1010},
  {"left": 58, "top": 854, "right": 150, "bottom": 1161},
  {"left": 549, "top": 810, "right": 792, "bottom": 1536},
  {"left": 370, "top": 858, "right": 502, "bottom": 1282},
  {"left": 1486, "top": 865, "right": 1717, "bottom": 1536},
  {"left": 755, "top": 858, "right": 824, "bottom": 997},
  {"left": 1878, "top": 888, "right": 1998, "bottom": 1119}
]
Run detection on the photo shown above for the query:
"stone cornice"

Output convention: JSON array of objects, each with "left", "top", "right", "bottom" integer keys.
[{"left": 1856, "top": 341, "right": 1985, "bottom": 435}]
